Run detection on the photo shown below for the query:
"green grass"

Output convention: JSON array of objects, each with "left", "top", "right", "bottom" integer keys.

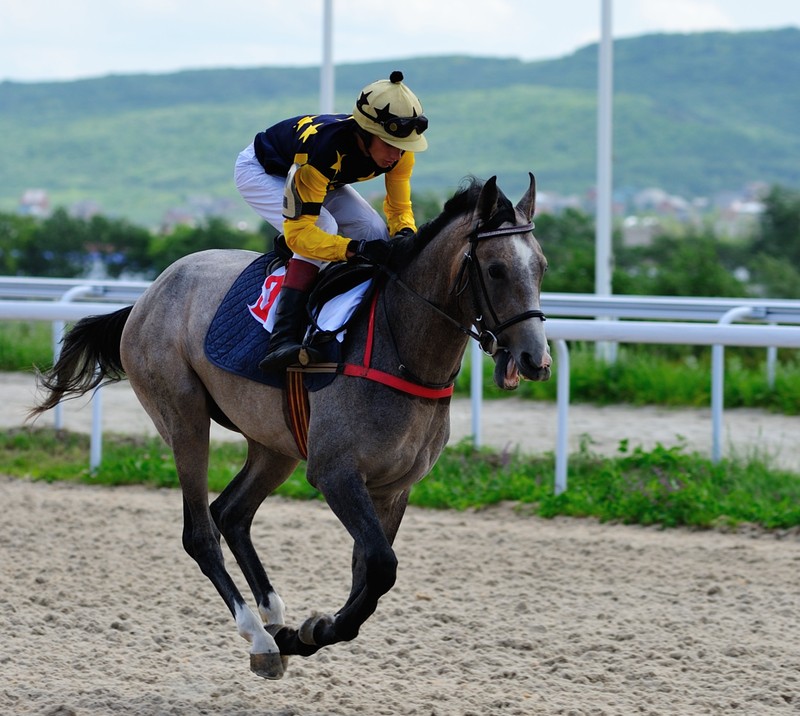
[
  {"left": 3, "top": 427, "right": 799, "bottom": 531},
  {"left": 0, "top": 321, "right": 52, "bottom": 372},
  {"left": 3, "top": 322, "right": 799, "bottom": 532}
]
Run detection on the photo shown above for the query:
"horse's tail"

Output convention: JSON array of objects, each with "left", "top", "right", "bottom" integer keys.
[{"left": 28, "top": 305, "right": 134, "bottom": 419}]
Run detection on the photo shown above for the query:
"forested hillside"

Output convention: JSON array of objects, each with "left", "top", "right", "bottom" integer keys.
[{"left": 1, "top": 28, "right": 798, "bottom": 226}]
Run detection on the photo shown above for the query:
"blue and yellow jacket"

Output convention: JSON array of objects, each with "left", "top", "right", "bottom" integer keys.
[{"left": 253, "top": 114, "right": 416, "bottom": 262}]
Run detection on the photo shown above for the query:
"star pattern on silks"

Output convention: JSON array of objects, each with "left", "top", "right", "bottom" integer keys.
[
  {"left": 296, "top": 115, "right": 321, "bottom": 143},
  {"left": 330, "top": 150, "right": 345, "bottom": 177},
  {"left": 358, "top": 172, "right": 377, "bottom": 182}
]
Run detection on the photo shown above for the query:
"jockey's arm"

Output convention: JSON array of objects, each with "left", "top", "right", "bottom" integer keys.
[
  {"left": 384, "top": 152, "right": 417, "bottom": 236},
  {"left": 282, "top": 164, "right": 352, "bottom": 262}
]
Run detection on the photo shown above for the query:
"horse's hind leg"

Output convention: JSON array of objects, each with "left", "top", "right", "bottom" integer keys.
[
  {"left": 170, "top": 434, "right": 286, "bottom": 679},
  {"left": 210, "top": 441, "right": 298, "bottom": 631},
  {"left": 125, "top": 362, "right": 286, "bottom": 678}
]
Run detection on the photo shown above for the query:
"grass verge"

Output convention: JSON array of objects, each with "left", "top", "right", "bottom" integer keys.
[{"left": 2, "top": 427, "right": 799, "bottom": 531}]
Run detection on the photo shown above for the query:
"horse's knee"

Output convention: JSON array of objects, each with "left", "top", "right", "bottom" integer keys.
[{"left": 366, "top": 550, "right": 398, "bottom": 596}]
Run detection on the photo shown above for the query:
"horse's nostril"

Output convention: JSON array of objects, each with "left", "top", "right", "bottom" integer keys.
[{"left": 521, "top": 351, "right": 551, "bottom": 373}]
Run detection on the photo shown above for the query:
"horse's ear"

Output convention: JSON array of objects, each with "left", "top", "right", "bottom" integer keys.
[
  {"left": 476, "top": 175, "right": 499, "bottom": 222},
  {"left": 515, "top": 172, "right": 536, "bottom": 221}
]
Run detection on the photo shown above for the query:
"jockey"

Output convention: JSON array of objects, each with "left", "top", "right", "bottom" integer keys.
[{"left": 234, "top": 70, "right": 429, "bottom": 372}]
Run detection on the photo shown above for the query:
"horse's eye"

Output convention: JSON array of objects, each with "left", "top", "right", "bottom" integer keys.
[{"left": 487, "top": 264, "right": 506, "bottom": 280}]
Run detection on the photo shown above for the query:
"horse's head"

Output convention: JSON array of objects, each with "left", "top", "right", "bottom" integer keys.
[
  {"left": 393, "top": 173, "right": 551, "bottom": 390},
  {"left": 461, "top": 173, "right": 551, "bottom": 389}
]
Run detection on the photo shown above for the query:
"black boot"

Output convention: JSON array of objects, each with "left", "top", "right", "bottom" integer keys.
[{"left": 259, "top": 287, "right": 323, "bottom": 372}]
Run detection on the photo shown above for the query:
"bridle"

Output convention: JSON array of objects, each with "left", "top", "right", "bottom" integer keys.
[
  {"left": 388, "top": 220, "right": 546, "bottom": 357},
  {"left": 455, "top": 220, "right": 546, "bottom": 355}
]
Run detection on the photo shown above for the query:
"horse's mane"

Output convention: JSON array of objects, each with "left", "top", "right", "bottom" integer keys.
[{"left": 389, "top": 176, "right": 516, "bottom": 270}]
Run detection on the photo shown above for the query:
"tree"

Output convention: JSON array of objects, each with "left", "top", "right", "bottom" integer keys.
[
  {"left": 752, "top": 185, "right": 800, "bottom": 264},
  {"left": 0, "top": 213, "right": 37, "bottom": 275},
  {"left": 618, "top": 230, "right": 749, "bottom": 297},
  {"left": 23, "top": 208, "right": 90, "bottom": 277},
  {"left": 148, "top": 217, "right": 265, "bottom": 274},
  {"left": 87, "top": 214, "right": 152, "bottom": 278},
  {"left": 534, "top": 208, "right": 597, "bottom": 293}
]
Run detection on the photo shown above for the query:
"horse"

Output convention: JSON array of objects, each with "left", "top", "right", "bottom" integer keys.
[{"left": 30, "top": 174, "right": 551, "bottom": 680}]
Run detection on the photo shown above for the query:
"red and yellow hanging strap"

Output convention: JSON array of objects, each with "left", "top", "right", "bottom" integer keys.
[{"left": 285, "top": 368, "right": 310, "bottom": 459}]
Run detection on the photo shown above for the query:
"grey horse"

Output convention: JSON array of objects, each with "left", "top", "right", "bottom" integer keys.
[{"left": 30, "top": 174, "right": 551, "bottom": 679}]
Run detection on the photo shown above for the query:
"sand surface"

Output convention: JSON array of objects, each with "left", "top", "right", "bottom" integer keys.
[{"left": 2, "top": 371, "right": 800, "bottom": 715}]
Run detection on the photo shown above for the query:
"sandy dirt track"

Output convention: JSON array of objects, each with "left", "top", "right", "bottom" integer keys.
[{"left": 2, "top": 371, "right": 800, "bottom": 715}]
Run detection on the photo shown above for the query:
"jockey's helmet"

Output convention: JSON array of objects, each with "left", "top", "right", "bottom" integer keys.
[{"left": 353, "top": 71, "right": 428, "bottom": 152}]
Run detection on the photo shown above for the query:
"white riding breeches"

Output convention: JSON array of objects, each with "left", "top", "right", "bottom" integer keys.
[{"left": 234, "top": 143, "right": 390, "bottom": 268}]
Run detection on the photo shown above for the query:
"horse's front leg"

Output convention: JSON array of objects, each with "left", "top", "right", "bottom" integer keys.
[
  {"left": 340, "top": 489, "right": 410, "bottom": 614},
  {"left": 271, "top": 476, "right": 406, "bottom": 656}
]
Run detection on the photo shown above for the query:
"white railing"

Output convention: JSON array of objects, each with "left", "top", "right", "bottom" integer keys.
[{"left": 3, "top": 277, "right": 800, "bottom": 489}]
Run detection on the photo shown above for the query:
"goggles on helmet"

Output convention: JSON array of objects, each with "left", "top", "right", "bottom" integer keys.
[{"left": 357, "top": 105, "right": 429, "bottom": 139}]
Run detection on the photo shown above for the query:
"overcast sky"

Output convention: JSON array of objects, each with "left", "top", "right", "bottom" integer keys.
[{"left": 2, "top": 0, "right": 799, "bottom": 83}]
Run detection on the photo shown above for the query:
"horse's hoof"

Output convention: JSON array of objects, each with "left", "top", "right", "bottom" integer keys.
[
  {"left": 250, "top": 651, "right": 286, "bottom": 680},
  {"left": 299, "top": 613, "right": 334, "bottom": 646}
]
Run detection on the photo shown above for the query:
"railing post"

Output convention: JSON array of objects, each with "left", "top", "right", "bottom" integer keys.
[
  {"left": 711, "top": 306, "right": 757, "bottom": 463},
  {"left": 470, "top": 339, "right": 483, "bottom": 449},
  {"left": 554, "top": 340, "right": 570, "bottom": 495},
  {"left": 53, "top": 285, "right": 105, "bottom": 468},
  {"left": 766, "top": 335, "right": 777, "bottom": 388}
]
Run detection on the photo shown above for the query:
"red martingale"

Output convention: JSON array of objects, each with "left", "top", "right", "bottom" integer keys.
[{"left": 340, "top": 290, "right": 454, "bottom": 400}]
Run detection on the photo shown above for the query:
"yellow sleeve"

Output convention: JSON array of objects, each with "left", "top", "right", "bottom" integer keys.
[
  {"left": 283, "top": 163, "right": 352, "bottom": 262},
  {"left": 383, "top": 151, "right": 417, "bottom": 235}
]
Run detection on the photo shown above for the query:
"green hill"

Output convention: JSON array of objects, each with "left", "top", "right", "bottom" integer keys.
[{"left": 1, "top": 28, "right": 798, "bottom": 227}]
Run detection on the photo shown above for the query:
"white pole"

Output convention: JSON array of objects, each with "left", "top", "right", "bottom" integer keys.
[
  {"left": 470, "top": 340, "right": 483, "bottom": 449},
  {"left": 595, "top": 0, "right": 615, "bottom": 361},
  {"left": 554, "top": 340, "right": 570, "bottom": 495},
  {"left": 711, "top": 306, "right": 755, "bottom": 463},
  {"left": 90, "top": 383, "right": 103, "bottom": 472},
  {"left": 320, "top": 0, "right": 335, "bottom": 114}
]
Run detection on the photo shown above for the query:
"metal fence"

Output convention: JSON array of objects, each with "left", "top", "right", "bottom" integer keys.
[{"left": 3, "top": 277, "right": 800, "bottom": 491}]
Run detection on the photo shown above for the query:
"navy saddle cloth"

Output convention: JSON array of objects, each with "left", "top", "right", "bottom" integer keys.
[{"left": 204, "top": 253, "right": 338, "bottom": 391}]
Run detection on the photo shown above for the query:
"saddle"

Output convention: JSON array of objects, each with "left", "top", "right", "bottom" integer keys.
[
  {"left": 204, "top": 250, "right": 380, "bottom": 389},
  {"left": 306, "top": 260, "right": 382, "bottom": 344}
]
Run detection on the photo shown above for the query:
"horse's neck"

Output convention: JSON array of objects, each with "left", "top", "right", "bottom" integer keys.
[{"left": 372, "top": 247, "right": 470, "bottom": 385}]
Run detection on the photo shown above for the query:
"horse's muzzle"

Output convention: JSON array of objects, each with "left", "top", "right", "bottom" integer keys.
[{"left": 492, "top": 349, "right": 551, "bottom": 390}]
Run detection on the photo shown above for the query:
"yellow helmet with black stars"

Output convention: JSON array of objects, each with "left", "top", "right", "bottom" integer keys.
[{"left": 353, "top": 71, "right": 428, "bottom": 152}]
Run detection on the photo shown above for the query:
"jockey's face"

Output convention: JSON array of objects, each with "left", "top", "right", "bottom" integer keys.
[{"left": 367, "top": 135, "right": 403, "bottom": 168}]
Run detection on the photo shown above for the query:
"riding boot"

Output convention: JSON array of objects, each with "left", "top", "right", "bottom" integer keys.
[{"left": 259, "top": 260, "right": 323, "bottom": 372}]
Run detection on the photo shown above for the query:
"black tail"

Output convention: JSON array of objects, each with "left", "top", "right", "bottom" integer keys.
[{"left": 28, "top": 305, "right": 134, "bottom": 419}]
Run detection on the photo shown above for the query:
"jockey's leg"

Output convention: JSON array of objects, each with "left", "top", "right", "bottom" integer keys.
[
  {"left": 259, "top": 257, "right": 324, "bottom": 372},
  {"left": 322, "top": 185, "right": 391, "bottom": 243}
]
